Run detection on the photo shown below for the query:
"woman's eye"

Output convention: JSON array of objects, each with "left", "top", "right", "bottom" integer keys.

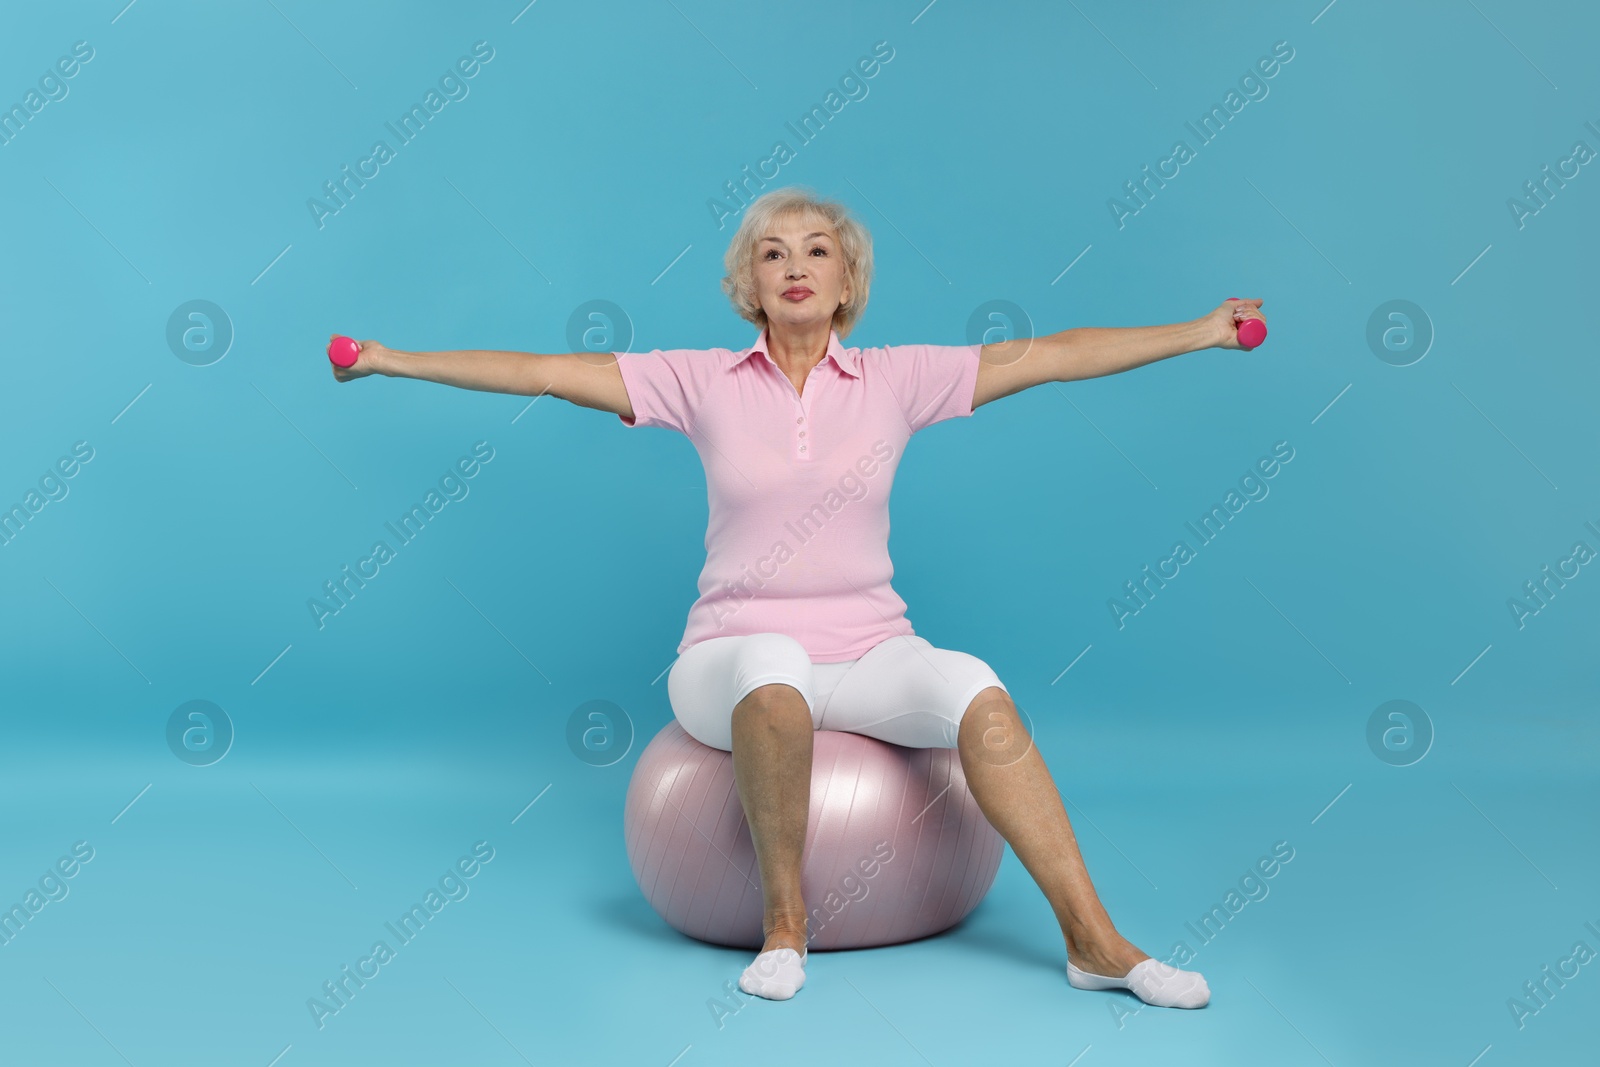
[{"left": 810, "top": 247, "right": 827, "bottom": 255}]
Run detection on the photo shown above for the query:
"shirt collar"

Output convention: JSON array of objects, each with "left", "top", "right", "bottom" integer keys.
[{"left": 732, "top": 326, "right": 860, "bottom": 379}]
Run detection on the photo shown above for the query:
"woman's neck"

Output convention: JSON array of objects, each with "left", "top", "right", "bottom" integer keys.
[{"left": 766, "top": 320, "right": 832, "bottom": 376}]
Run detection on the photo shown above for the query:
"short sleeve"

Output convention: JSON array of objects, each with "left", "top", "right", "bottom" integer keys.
[
  {"left": 613, "top": 348, "right": 711, "bottom": 435},
  {"left": 880, "top": 343, "right": 983, "bottom": 433}
]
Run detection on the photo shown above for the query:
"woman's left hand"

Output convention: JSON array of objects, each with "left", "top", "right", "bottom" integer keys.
[{"left": 1205, "top": 298, "right": 1266, "bottom": 350}]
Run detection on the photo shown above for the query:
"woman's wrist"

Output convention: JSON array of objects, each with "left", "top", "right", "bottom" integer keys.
[
  {"left": 1187, "top": 314, "right": 1229, "bottom": 352},
  {"left": 369, "top": 345, "right": 406, "bottom": 377}
]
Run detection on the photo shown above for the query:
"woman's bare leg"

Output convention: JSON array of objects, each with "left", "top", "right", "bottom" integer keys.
[
  {"left": 956, "top": 686, "right": 1149, "bottom": 978},
  {"left": 730, "top": 682, "right": 813, "bottom": 955}
]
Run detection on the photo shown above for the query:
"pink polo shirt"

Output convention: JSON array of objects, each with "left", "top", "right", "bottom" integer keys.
[{"left": 615, "top": 327, "right": 982, "bottom": 662}]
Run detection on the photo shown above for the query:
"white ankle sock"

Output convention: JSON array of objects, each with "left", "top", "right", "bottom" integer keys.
[
  {"left": 738, "top": 947, "right": 807, "bottom": 1001},
  {"left": 1067, "top": 958, "right": 1210, "bottom": 1008}
]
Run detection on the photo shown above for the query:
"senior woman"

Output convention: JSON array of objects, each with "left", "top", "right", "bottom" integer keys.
[{"left": 332, "top": 186, "right": 1264, "bottom": 1010}]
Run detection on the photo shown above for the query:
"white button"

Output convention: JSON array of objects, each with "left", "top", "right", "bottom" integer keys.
[
  {"left": 796, "top": 417, "right": 804, "bottom": 424},
  {"left": 799, "top": 431, "right": 806, "bottom": 437},
  {"left": 799, "top": 445, "right": 807, "bottom": 451}
]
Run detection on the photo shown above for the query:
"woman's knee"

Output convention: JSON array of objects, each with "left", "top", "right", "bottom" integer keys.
[
  {"left": 956, "top": 684, "right": 1034, "bottom": 763},
  {"left": 952, "top": 680, "right": 1011, "bottom": 733},
  {"left": 730, "top": 632, "right": 815, "bottom": 708},
  {"left": 668, "top": 633, "right": 814, "bottom": 751},
  {"left": 730, "top": 683, "right": 813, "bottom": 749},
  {"left": 735, "top": 681, "right": 809, "bottom": 714}
]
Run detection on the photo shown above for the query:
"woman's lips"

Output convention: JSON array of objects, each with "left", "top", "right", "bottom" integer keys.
[{"left": 783, "top": 288, "right": 813, "bottom": 300}]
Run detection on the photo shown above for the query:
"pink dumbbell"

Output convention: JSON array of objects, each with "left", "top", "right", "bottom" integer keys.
[
  {"left": 328, "top": 335, "right": 360, "bottom": 367},
  {"left": 1227, "top": 298, "right": 1267, "bottom": 349}
]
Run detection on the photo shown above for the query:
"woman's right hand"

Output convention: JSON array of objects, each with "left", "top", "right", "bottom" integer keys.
[{"left": 329, "top": 336, "right": 391, "bottom": 382}]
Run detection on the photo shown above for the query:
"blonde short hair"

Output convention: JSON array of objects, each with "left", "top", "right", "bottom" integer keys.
[{"left": 721, "top": 187, "right": 873, "bottom": 338}]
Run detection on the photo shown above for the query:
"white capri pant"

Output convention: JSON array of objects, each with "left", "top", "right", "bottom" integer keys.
[{"left": 666, "top": 632, "right": 1009, "bottom": 752}]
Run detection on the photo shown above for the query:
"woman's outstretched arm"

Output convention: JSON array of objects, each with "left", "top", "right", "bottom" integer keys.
[
  {"left": 972, "top": 298, "right": 1267, "bottom": 409},
  {"left": 329, "top": 337, "right": 634, "bottom": 419}
]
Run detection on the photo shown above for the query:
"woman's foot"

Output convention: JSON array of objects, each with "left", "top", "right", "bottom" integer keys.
[
  {"left": 738, "top": 924, "right": 808, "bottom": 1001},
  {"left": 1066, "top": 934, "right": 1209, "bottom": 1009}
]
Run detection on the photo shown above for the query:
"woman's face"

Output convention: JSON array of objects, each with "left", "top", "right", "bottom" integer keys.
[{"left": 752, "top": 214, "right": 851, "bottom": 333}]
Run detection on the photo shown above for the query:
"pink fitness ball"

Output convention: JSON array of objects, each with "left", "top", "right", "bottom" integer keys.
[
  {"left": 1227, "top": 298, "right": 1268, "bottom": 350},
  {"left": 328, "top": 335, "right": 360, "bottom": 367},
  {"left": 624, "top": 722, "right": 1003, "bottom": 950}
]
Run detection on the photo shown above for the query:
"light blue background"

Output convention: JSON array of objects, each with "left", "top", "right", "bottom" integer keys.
[{"left": 1, "top": 1, "right": 1595, "bottom": 1064}]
